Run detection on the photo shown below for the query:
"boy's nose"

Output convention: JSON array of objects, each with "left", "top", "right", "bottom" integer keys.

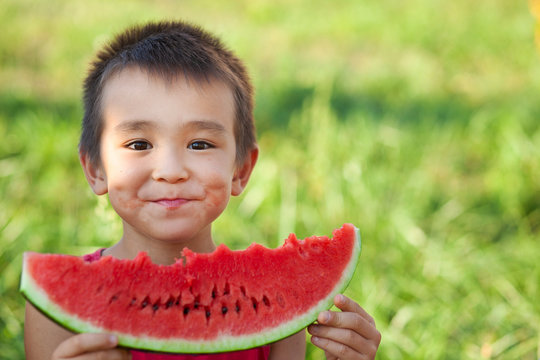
[{"left": 152, "top": 149, "right": 189, "bottom": 183}]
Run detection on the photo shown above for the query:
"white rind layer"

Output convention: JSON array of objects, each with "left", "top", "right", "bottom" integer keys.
[{"left": 20, "top": 227, "right": 361, "bottom": 353}]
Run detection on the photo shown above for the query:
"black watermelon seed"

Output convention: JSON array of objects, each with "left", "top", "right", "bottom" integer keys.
[
  {"left": 206, "top": 310, "right": 211, "bottom": 318},
  {"left": 251, "top": 297, "right": 258, "bottom": 311},
  {"left": 222, "top": 306, "right": 228, "bottom": 314},
  {"left": 183, "top": 307, "right": 190, "bottom": 315}
]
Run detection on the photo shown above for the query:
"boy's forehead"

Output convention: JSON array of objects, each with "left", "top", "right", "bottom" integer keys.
[{"left": 100, "top": 66, "right": 236, "bottom": 129}]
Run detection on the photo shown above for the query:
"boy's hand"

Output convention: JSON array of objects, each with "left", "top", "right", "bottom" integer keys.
[
  {"left": 308, "top": 295, "right": 381, "bottom": 360},
  {"left": 52, "top": 333, "right": 131, "bottom": 360}
]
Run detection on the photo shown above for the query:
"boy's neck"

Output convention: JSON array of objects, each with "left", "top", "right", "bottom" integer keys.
[{"left": 103, "top": 233, "right": 217, "bottom": 265}]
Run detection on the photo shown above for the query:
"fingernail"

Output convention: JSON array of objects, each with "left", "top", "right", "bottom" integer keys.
[
  {"left": 109, "top": 334, "right": 118, "bottom": 345},
  {"left": 319, "top": 311, "right": 330, "bottom": 324},
  {"left": 311, "top": 336, "right": 320, "bottom": 344}
]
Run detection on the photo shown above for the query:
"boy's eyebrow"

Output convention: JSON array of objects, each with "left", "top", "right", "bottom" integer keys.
[
  {"left": 182, "top": 120, "right": 227, "bottom": 133},
  {"left": 113, "top": 119, "right": 228, "bottom": 133},
  {"left": 114, "top": 120, "right": 155, "bottom": 133}
]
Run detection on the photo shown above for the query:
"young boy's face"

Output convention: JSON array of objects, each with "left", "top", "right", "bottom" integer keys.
[{"left": 81, "top": 67, "right": 256, "bottom": 247}]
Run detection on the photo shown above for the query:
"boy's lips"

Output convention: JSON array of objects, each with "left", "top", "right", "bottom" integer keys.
[{"left": 153, "top": 198, "right": 190, "bottom": 209}]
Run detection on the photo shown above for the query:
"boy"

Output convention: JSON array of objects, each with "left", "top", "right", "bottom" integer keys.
[{"left": 25, "top": 21, "right": 381, "bottom": 359}]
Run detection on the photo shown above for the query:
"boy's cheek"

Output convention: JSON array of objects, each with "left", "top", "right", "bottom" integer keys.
[
  {"left": 205, "top": 183, "right": 233, "bottom": 210},
  {"left": 108, "top": 191, "right": 143, "bottom": 211}
]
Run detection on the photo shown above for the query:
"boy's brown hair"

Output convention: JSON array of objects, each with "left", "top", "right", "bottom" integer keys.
[{"left": 79, "top": 20, "right": 256, "bottom": 166}]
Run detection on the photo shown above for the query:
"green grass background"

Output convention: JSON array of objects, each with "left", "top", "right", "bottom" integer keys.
[{"left": 1, "top": 0, "right": 539, "bottom": 358}]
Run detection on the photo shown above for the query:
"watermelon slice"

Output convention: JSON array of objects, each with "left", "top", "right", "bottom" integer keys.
[{"left": 20, "top": 224, "right": 360, "bottom": 353}]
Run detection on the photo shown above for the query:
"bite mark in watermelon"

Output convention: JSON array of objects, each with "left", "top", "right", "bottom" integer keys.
[{"left": 20, "top": 224, "right": 361, "bottom": 353}]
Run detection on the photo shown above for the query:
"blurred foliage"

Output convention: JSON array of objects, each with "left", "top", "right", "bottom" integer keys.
[{"left": 1, "top": 0, "right": 539, "bottom": 359}]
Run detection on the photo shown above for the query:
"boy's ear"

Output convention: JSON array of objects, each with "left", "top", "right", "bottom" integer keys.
[
  {"left": 231, "top": 146, "right": 259, "bottom": 196},
  {"left": 79, "top": 151, "right": 108, "bottom": 195}
]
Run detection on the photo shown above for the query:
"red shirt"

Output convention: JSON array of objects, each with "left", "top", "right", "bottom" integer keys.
[{"left": 83, "top": 249, "right": 270, "bottom": 360}]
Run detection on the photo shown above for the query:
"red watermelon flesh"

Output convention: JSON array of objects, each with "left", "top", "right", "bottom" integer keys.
[{"left": 20, "top": 224, "right": 361, "bottom": 353}]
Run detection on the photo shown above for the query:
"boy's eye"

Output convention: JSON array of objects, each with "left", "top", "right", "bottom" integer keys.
[
  {"left": 127, "top": 141, "right": 152, "bottom": 151},
  {"left": 189, "top": 141, "right": 213, "bottom": 150}
]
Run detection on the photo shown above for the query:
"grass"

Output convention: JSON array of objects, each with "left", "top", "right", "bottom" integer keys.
[{"left": 1, "top": 0, "right": 539, "bottom": 359}]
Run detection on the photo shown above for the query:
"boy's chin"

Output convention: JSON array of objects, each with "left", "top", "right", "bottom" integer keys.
[
  {"left": 121, "top": 219, "right": 215, "bottom": 250},
  {"left": 146, "top": 227, "right": 214, "bottom": 249}
]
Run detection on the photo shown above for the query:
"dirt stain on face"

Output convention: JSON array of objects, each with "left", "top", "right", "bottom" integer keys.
[{"left": 109, "top": 191, "right": 143, "bottom": 211}]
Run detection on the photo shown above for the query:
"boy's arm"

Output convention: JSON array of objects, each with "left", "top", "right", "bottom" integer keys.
[
  {"left": 25, "top": 302, "right": 73, "bottom": 358},
  {"left": 25, "top": 302, "right": 130, "bottom": 359},
  {"left": 268, "top": 330, "right": 306, "bottom": 359}
]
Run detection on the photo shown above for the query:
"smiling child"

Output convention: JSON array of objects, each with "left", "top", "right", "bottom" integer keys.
[{"left": 24, "top": 20, "right": 380, "bottom": 360}]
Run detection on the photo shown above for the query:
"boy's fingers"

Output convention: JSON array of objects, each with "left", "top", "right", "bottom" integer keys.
[
  {"left": 54, "top": 333, "right": 119, "bottom": 357},
  {"left": 311, "top": 335, "right": 370, "bottom": 360},
  {"left": 317, "top": 309, "right": 380, "bottom": 342},
  {"left": 308, "top": 324, "right": 374, "bottom": 355},
  {"left": 333, "top": 294, "right": 376, "bottom": 326},
  {"left": 70, "top": 349, "right": 132, "bottom": 360},
  {"left": 312, "top": 295, "right": 381, "bottom": 359}
]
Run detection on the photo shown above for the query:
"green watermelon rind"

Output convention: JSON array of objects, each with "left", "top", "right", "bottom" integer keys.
[{"left": 21, "top": 227, "right": 361, "bottom": 354}]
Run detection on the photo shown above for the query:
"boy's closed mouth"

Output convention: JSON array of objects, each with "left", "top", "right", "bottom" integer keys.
[{"left": 153, "top": 198, "right": 190, "bottom": 209}]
